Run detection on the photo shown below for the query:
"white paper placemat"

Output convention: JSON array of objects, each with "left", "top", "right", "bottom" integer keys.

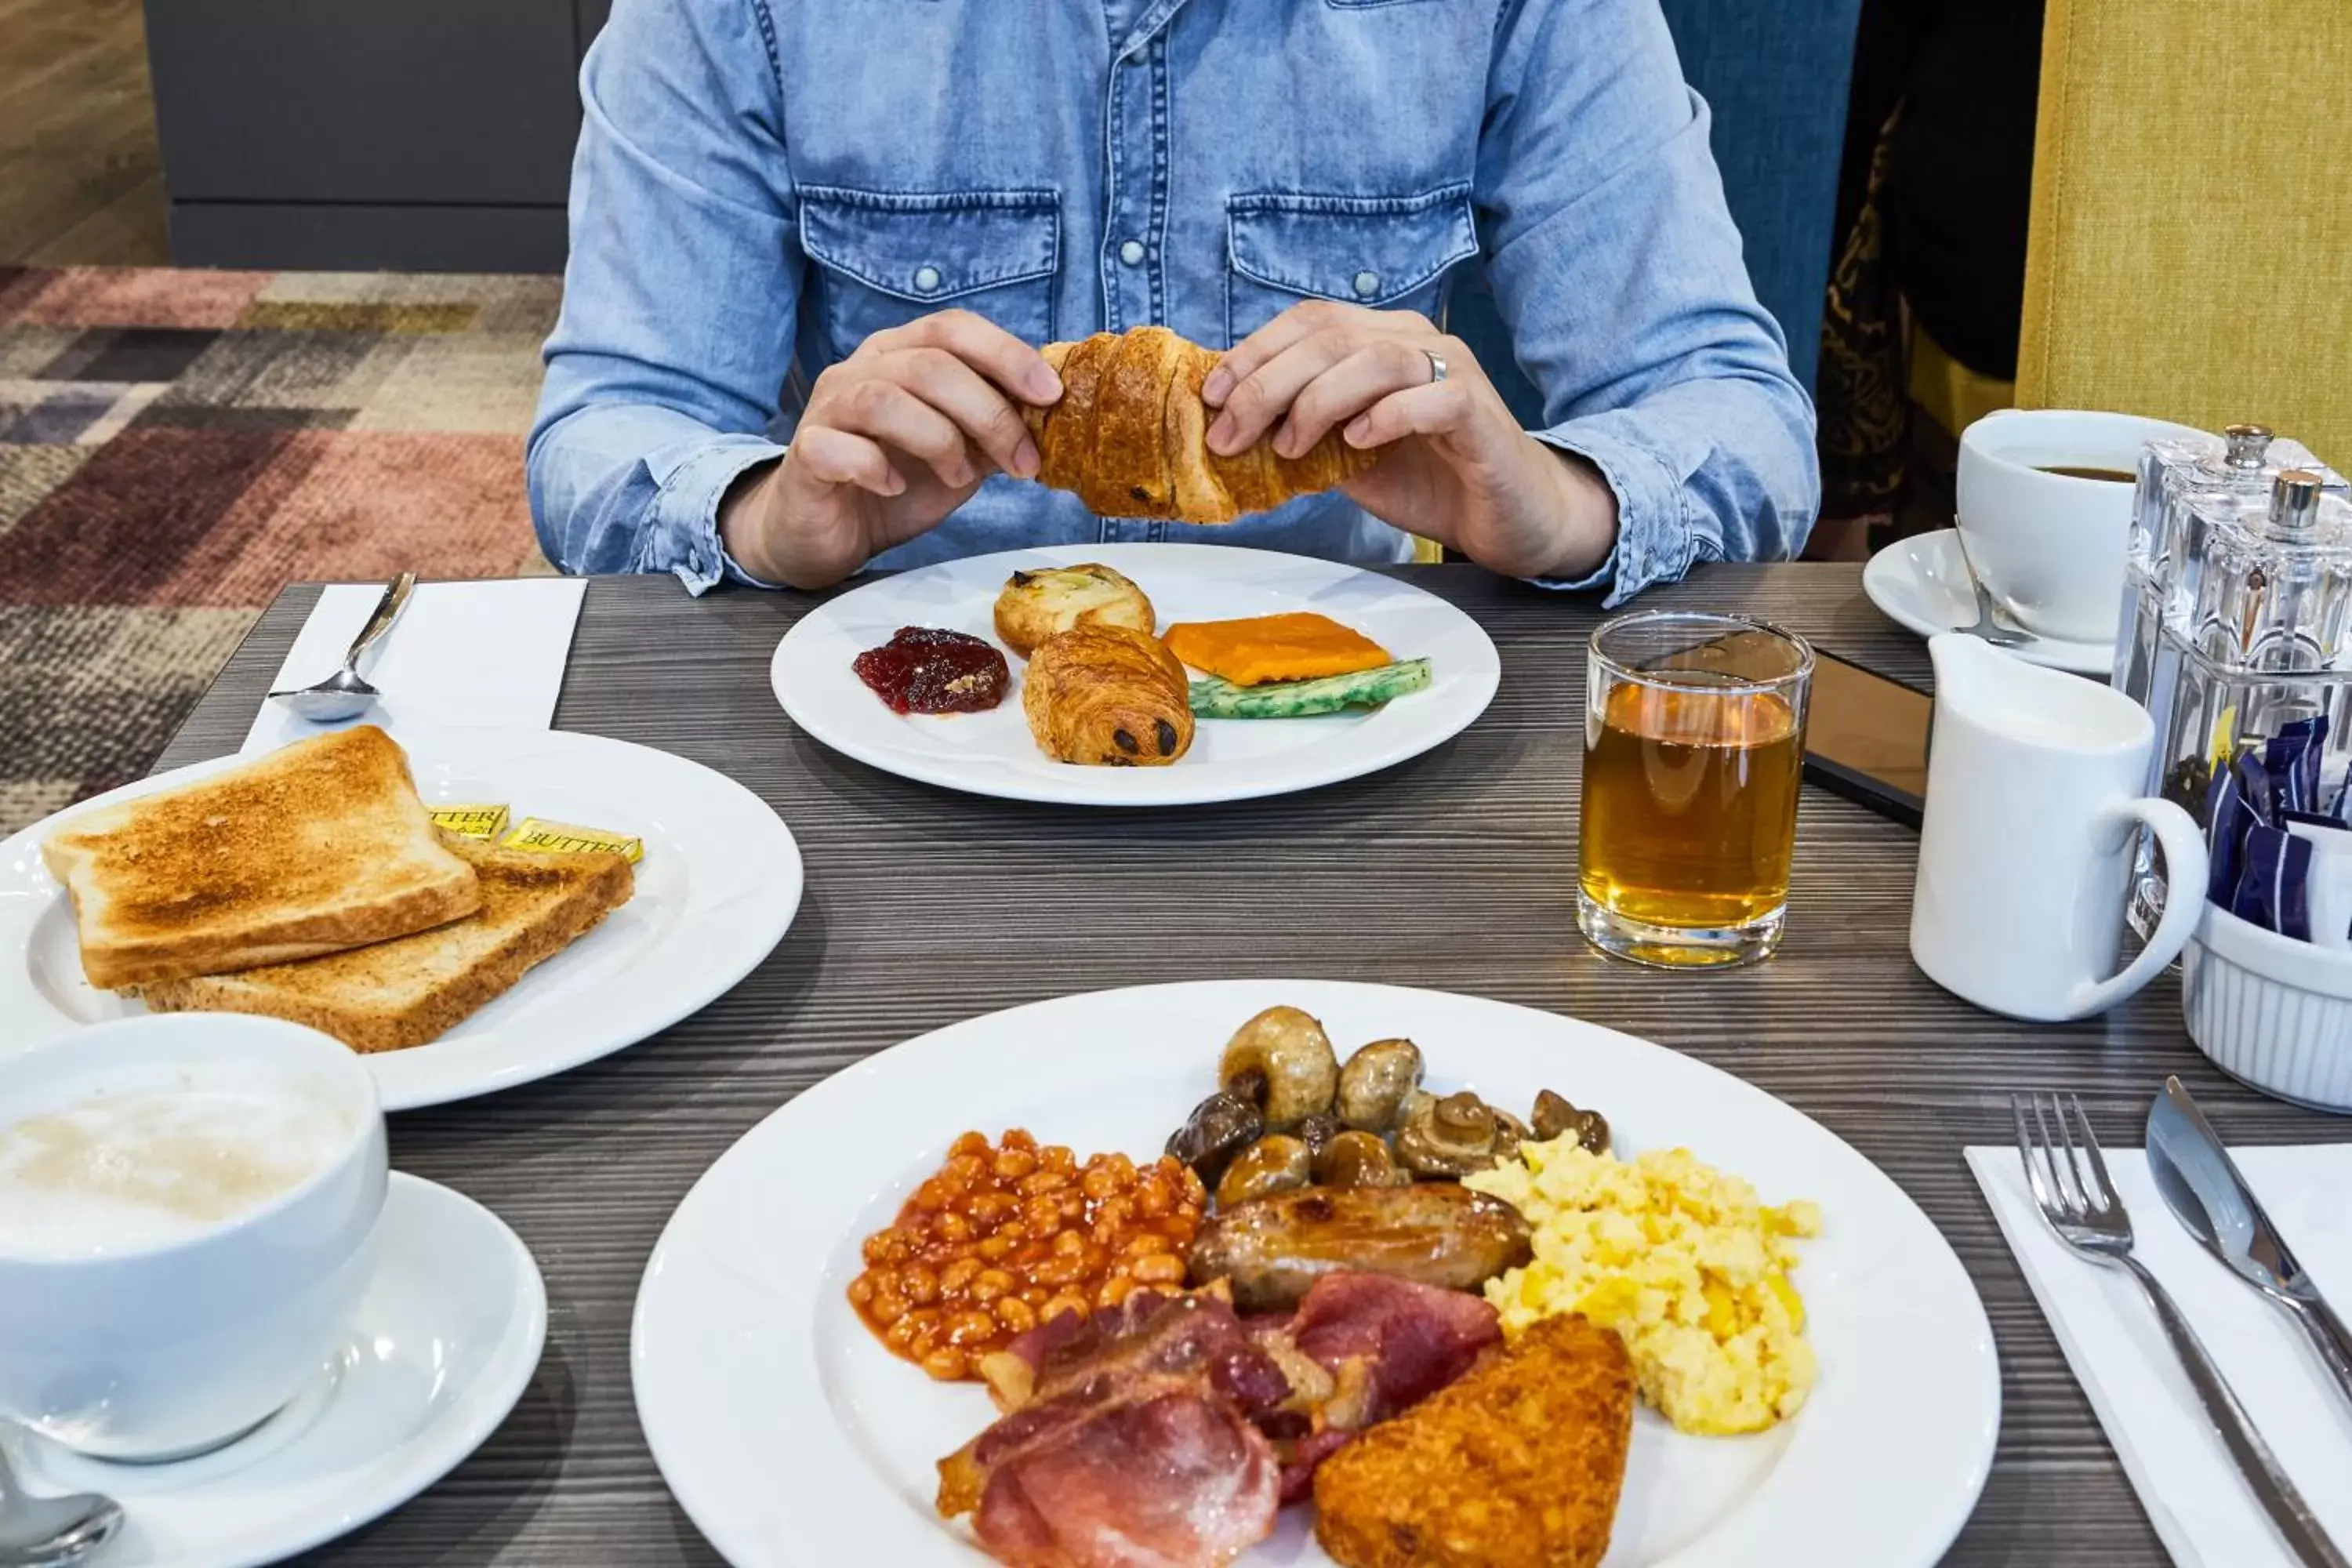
[
  {"left": 1969, "top": 1142, "right": 2352, "bottom": 1566},
  {"left": 243, "top": 579, "right": 586, "bottom": 754}
]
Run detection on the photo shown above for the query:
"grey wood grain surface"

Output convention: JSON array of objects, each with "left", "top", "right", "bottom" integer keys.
[{"left": 153, "top": 563, "right": 2351, "bottom": 1568}]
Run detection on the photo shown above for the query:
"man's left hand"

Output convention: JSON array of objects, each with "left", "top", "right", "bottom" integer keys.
[{"left": 1203, "top": 299, "right": 1618, "bottom": 581}]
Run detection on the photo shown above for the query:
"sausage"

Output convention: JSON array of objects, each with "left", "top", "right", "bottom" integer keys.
[{"left": 1186, "top": 1184, "right": 1533, "bottom": 1311}]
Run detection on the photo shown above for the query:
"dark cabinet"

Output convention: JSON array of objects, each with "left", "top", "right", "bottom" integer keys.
[{"left": 147, "top": 0, "right": 610, "bottom": 270}]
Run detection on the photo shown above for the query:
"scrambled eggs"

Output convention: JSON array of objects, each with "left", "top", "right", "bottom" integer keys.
[{"left": 1464, "top": 1139, "right": 1820, "bottom": 1436}]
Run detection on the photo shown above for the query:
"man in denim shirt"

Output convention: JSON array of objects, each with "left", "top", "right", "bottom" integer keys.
[{"left": 529, "top": 0, "right": 1819, "bottom": 600}]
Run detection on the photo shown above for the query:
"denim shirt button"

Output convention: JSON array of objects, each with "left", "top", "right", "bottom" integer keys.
[
  {"left": 912, "top": 264, "right": 942, "bottom": 293},
  {"left": 1352, "top": 270, "right": 1380, "bottom": 299},
  {"left": 1119, "top": 240, "right": 1145, "bottom": 266}
]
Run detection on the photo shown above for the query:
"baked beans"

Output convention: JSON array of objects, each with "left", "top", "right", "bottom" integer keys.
[{"left": 850, "top": 1130, "right": 1206, "bottom": 1381}]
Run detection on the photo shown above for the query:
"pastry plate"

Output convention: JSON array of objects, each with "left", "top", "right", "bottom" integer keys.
[
  {"left": 1864, "top": 528, "right": 2114, "bottom": 675},
  {"left": 633, "top": 980, "right": 2000, "bottom": 1566},
  {"left": 0, "top": 727, "right": 801, "bottom": 1110},
  {"left": 769, "top": 543, "right": 1502, "bottom": 806}
]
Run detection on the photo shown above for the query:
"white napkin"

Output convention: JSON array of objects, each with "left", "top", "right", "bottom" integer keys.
[
  {"left": 1969, "top": 1142, "right": 2352, "bottom": 1566},
  {"left": 242, "top": 579, "right": 587, "bottom": 754}
]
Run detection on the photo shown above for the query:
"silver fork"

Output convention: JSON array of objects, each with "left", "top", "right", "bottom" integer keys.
[{"left": 2014, "top": 1091, "right": 2348, "bottom": 1568}]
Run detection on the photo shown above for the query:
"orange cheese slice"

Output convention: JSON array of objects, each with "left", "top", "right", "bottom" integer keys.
[{"left": 1163, "top": 612, "right": 1392, "bottom": 687}]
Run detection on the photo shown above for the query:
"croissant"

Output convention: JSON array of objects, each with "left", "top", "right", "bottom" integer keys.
[
  {"left": 1022, "top": 625, "right": 1196, "bottom": 767},
  {"left": 1025, "top": 326, "right": 1378, "bottom": 523}
]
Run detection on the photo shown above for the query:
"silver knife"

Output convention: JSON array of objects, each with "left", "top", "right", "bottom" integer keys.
[{"left": 2147, "top": 1075, "right": 2352, "bottom": 1409}]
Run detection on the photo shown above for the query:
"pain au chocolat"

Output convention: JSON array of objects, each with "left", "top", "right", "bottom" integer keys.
[{"left": 1025, "top": 326, "right": 1378, "bottom": 524}]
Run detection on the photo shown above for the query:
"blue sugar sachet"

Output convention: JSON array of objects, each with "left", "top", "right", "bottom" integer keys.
[
  {"left": 2209, "top": 716, "right": 2348, "bottom": 937},
  {"left": 2234, "top": 824, "right": 2315, "bottom": 942},
  {"left": 2209, "top": 760, "right": 2251, "bottom": 908},
  {"left": 2264, "top": 715, "right": 2328, "bottom": 816}
]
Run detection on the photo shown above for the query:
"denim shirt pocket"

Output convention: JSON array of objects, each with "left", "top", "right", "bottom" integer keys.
[
  {"left": 800, "top": 187, "right": 1060, "bottom": 357},
  {"left": 1224, "top": 182, "right": 1478, "bottom": 347}
]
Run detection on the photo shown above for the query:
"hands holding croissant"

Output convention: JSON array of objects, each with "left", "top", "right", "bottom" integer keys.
[{"left": 719, "top": 302, "right": 1621, "bottom": 589}]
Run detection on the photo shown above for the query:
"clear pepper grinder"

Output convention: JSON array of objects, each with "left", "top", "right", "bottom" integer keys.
[{"left": 2125, "top": 457, "right": 2352, "bottom": 935}]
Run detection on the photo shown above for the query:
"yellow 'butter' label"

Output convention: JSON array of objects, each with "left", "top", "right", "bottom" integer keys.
[
  {"left": 501, "top": 816, "right": 643, "bottom": 863},
  {"left": 430, "top": 804, "right": 510, "bottom": 840}
]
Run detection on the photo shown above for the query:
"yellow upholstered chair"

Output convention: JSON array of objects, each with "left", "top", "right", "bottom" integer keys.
[{"left": 2016, "top": 0, "right": 2352, "bottom": 463}]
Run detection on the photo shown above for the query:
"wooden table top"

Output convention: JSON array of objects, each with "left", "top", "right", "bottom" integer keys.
[{"left": 154, "top": 562, "right": 2348, "bottom": 1568}]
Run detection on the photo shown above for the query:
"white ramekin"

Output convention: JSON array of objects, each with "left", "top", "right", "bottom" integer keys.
[{"left": 2180, "top": 902, "right": 2352, "bottom": 1112}]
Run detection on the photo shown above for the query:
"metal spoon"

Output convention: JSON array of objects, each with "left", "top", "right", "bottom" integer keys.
[
  {"left": 267, "top": 572, "right": 416, "bottom": 722},
  {"left": 1955, "top": 561, "right": 2033, "bottom": 649},
  {"left": 0, "top": 1441, "right": 122, "bottom": 1568}
]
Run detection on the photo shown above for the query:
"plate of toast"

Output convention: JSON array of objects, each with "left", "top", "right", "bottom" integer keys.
[
  {"left": 771, "top": 543, "right": 1501, "bottom": 807},
  {"left": 0, "top": 724, "right": 801, "bottom": 1109}
]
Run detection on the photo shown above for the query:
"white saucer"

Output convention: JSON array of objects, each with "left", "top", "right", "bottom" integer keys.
[
  {"left": 1863, "top": 528, "right": 2116, "bottom": 675},
  {"left": 0, "top": 1174, "right": 546, "bottom": 1568}
]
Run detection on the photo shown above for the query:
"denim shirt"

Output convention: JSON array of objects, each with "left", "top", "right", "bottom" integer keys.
[{"left": 528, "top": 0, "right": 1820, "bottom": 600}]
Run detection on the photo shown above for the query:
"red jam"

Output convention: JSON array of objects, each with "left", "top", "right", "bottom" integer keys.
[{"left": 853, "top": 626, "right": 1011, "bottom": 715}]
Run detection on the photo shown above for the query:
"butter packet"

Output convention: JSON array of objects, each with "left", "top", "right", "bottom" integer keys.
[
  {"left": 430, "top": 804, "right": 510, "bottom": 840},
  {"left": 502, "top": 816, "right": 644, "bottom": 864}
]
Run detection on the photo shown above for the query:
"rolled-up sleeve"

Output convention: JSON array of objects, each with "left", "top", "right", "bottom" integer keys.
[
  {"left": 526, "top": 0, "right": 800, "bottom": 593},
  {"left": 1479, "top": 0, "right": 1820, "bottom": 602}
]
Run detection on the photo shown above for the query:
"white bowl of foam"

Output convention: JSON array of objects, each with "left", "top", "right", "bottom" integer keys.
[{"left": 0, "top": 1014, "right": 388, "bottom": 1460}]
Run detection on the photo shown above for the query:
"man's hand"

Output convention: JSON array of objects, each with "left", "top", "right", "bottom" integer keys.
[
  {"left": 720, "top": 310, "right": 1061, "bottom": 589},
  {"left": 1203, "top": 300, "right": 1618, "bottom": 581}
]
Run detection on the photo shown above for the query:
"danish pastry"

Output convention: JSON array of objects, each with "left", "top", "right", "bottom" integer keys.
[{"left": 993, "top": 563, "right": 1155, "bottom": 658}]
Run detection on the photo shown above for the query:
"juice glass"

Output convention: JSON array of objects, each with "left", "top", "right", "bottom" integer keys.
[{"left": 1577, "top": 611, "right": 1813, "bottom": 968}]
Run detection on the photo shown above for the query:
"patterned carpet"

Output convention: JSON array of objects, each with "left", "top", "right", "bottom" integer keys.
[{"left": 0, "top": 266, "right": 561, "bottom": 837}]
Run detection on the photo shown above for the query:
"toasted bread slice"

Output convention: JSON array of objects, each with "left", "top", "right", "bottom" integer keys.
[
  {"left": 42, "top": 726, "right": 481, "bottom": 990},
  {"left": 139, "top": 836, "right": 633, "bottom": 1053},
  {"left": 1312, "top": 1314, "right": 1635, "bottom": 1568}
]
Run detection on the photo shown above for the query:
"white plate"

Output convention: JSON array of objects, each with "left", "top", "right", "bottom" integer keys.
[
  {"left": 1864, "top": 528, "right": 2116, "bottom": 675},
  {"left": 633, "top": 980, "right": 2000, "bottom": 1567},
  {"left": 770, "top": 543, "right": 1501, "bottom": 806},
  {"left": 0, "top": 728, "right": 802, "bottom": 1110},
  {"left": 0, "top": 1172, "right": 546, "bottom": 1568}
]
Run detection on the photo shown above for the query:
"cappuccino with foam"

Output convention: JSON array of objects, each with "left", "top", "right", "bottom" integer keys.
[
  {"left": 0, "top": 1063, "right": 355, "bottom": 1258},
  {"left": 0, "top": 1016, "right": 387, "bottom": 1459}
]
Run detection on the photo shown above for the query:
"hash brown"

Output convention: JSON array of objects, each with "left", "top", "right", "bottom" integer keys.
[{"left": 1312, "top": 1313, "right": 1635, "bottom": 1568}]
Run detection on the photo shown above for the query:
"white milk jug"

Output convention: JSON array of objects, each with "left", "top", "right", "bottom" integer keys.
[{"left": 1910, "top": 633, "right": 2210, "bottom": 1021}]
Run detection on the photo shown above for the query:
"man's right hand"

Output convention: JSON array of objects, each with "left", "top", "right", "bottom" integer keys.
[{"left": 720, "top": 310, "right": 1062, "bottom": 589}]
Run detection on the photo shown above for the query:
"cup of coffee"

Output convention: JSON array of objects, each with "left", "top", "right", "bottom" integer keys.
[
  {"left": 0, "top": 1014, "right": 387, "bottom": 1460},
  {"left": 1955, "top": 408, "right": 2209, "bottom": 644}
]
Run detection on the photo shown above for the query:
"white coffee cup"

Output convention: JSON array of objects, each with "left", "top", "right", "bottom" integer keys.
[
  {"left": 0, "top": 1014, "right": 387, "bottom": 1460},
  {"left": 1955, "top": 408, "right": 2209, "bottom": 644},
  {"left": 1910, "top": 633, "right": 2211, "bottom": 1022}
]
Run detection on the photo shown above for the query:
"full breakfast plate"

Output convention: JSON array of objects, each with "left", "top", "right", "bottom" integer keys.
[
  {"left": 0, "top": 727, "right": 802, "bottom": 1110},
  {"left": 632, "top": 980, "right": 2000, "bottom": 1567},
  {"left": 769, "top": 543, "right": 1502, "bottom": 807}
]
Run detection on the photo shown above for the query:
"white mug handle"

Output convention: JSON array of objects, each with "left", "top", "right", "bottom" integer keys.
[{"left": 2069, "top": 797, "right": 2210, "bottom": 1018}]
